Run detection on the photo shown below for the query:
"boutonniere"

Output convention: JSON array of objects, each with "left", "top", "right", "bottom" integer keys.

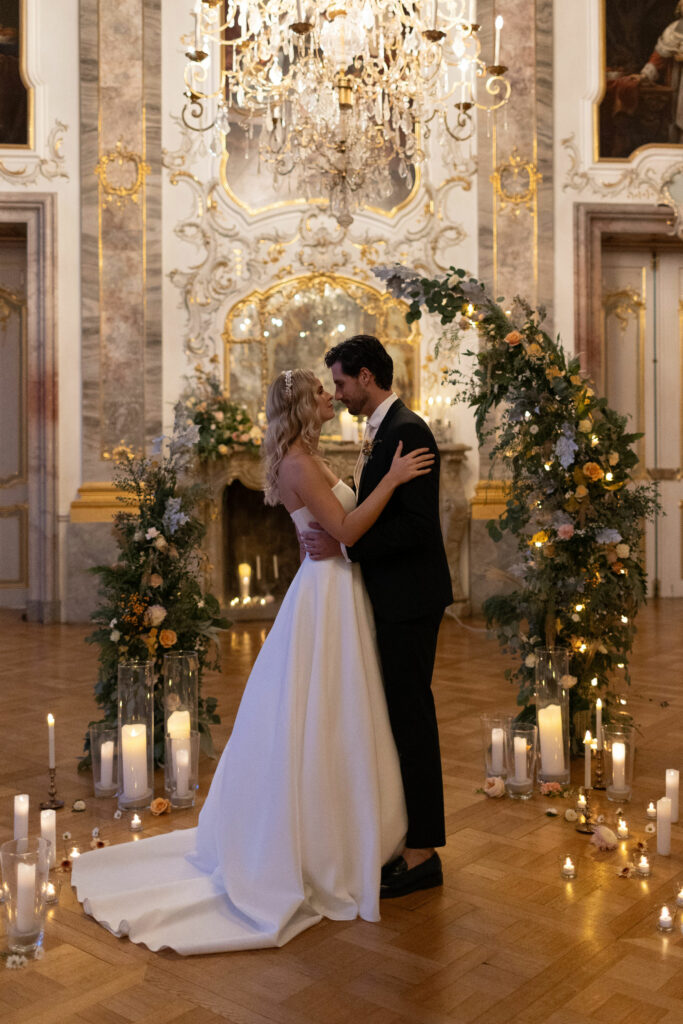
[{"left": 361, "top": 438, "right": 381, "bottom": 458}]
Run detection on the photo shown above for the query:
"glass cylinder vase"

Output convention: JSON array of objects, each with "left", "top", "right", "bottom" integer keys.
[
  {"left": 480, "top": 714, "right": 513, "bottom": 778},
  {"left": 117, "top": 660, "right": 154, "bottom": 810},
  {"left": 163, "top": 651, "right": 199, "bottom": 739},
  {"left": 506, "top": 723, "right": 538, "bottom": 799},
  {"left": 0, "top": 837, "right": 51, "bottom": 954},
  {"left": 90, "top": 722, "right": 118, "bottom": 798},
  {"left": 165, "top": 730, "right": 200, "bottom": 808},
  {"left": 603, "top": 722, "right": 635, "bottom": 802},
  {"left": 534, "top": 648, "right": 571, "bottom": 785}
]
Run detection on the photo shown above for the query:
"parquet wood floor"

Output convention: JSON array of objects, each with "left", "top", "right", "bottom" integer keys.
[{"left": 0, "top": 601, "right": 681, "bottom": 1024}]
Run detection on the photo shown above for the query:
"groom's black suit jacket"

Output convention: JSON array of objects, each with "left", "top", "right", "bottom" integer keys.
[{"left": 346, "top": 399, "right": 453, "bottom": 622}]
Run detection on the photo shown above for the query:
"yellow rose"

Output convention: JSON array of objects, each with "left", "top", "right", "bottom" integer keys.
[
  {"left": 217, "top": 444, "right": 228, "bottom": 455},
  {"left": 583, "top": 462, "right": 604, "bottom": 482},
  {"left": 578, "top": 419, "right": 592, "bottom": 432},
  {"left": 570, "top": 374, "right": 582, "bottom": 386},
  {"left": 526, "top": 342, "right": 543, "bottom": 358},
  {"left": 159, "top": 629, "right": 177, "bottom": 649},
  {"left": 575, "top": 485, "right": 588, "bottom": 499},
  {"left": 545, "top": 365, "right": 562, "bottom": 380}
]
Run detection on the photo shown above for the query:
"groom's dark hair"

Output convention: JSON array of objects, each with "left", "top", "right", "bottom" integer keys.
[{"left": 324, "top": 334, "right": 393, "bottom": 390}]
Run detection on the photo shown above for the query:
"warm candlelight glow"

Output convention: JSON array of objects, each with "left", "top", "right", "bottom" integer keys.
[
  {"left": 45, "top": 881, "right": 58, "bottom": 904},
  {"left": 636, "top": 855, "right": 651, "bottom": 877},
  {"left": 577, "top": 794, "right": 587, "bottom": 809},
  {"left": 658, "top": 905, "right": 673, "bottom": 931},
  {"left": 130, "top": 813, "right": 142, "bottom": 831},
  {"left": 617, "top": 818, "right": 629, "bottom": 839},
  {"left": 561, "top": 856, "right": 576, "bottom": 878},
  {"left": 69, "top": 846, "right": 81, "bottom": 860},
  {"left": 676, "top": 886, "right": 683, "bottom": 908},
  {"left": 647, "top": 801, "right": 657, "bottom": 818}
]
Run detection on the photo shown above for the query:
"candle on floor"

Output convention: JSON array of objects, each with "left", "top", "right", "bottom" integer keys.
[
  {"left": 657, "top": 796, "right": 672, "bottom": 856},
  {"left": 47, "top": 713, "right": 55, "bottom": 769},
  {"left": 666, "top": 769, "right": 679, "bottom": 823},
  {"left": 490, "top": 727, "right": 505, "bottom": 775},
  {"left": 612, "top": 741, "right": 626, "bottom": 791},
  {"left": 595, "top": 699, "right": 603, "bottom": 751},
  {"left": 636, "top": 854, "right": 651, "bottom": 877},
  {"left": 584, "top": 730, "right": 592, "bottom": 790},
  {"left": 513, "top": 735, "right": 528, "bottom": 782},
  {"left": 100, "top": 739, "right": 114, "bottom": 789},
  {"left": 69, "top": 846, "right": 81, "bottom": 860},
  {"left": 40, "top": 808, "right": 57, "bottom": 868},
  {"left": 238, "top": 562, "right": 251, "bottom": 601},
  {"left": 646, "top": 801, "right": 657, "bottom": 819},
  {"left": 121, "top": 723, "right": 148, "bottom": 800},
  {"left": 657, "top": 905, "right": 674, "bottom": 932},
  {"left": 538, "top": 703, "right": 564, "bottom": 776},
  {"left": 14, "top": 794, "right": 29, "bottom": 841},
  {"left": 616, "top": 818, "right": 629, "bottom": 840},
  {"left": 16, "top": 862, "right": 36, "bottom": 934},
  {"left": 561, "top": 856, "right": 576, "bottom": 879},
  {"left": 44, "top": 880, "right": 59, "bottom": 905},
  {"left": 130, "top": 814, "right": 142, "bottom": 832},
  {"left": 175, "top": 747, "right": 190, "bottom": 798}
]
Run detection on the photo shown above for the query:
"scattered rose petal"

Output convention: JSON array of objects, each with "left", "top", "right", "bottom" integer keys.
[
  {"left": 113, "top": 809, "right": 122, "bottom": 820},
  {"left": 72, "top": 799, "right": 86, "bottom": 812}
]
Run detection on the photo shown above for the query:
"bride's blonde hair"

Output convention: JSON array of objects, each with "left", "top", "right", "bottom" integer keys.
[{"left": 263, "top": 369, "right": 320, "bottom": 506}]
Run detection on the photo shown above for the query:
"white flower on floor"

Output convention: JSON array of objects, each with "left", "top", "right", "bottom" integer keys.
[
  {"left": 645, "top": 823, "right": 656, "bottom": 834},
  {"left": 5, "top": 954, "right": 27, "bottom": 969},
  {"left": 62, "top": 831, "right": 71, "bottom": 841},
  {"left": 590, "top": 825, "right": 618, "bottom": 851},
  {"left": 113, "top": 809, "right": 122, "bottom": 820},
  {"left": 483, "top": 776, "right": 505, "bottom": 798},
  {"left": 564, "top": 809, "right": 578, "bottom": 822}
]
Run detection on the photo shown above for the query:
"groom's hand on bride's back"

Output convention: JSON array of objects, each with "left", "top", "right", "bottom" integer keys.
[{"left": 301, "top": 522, "right": 342, "bottom": 561}]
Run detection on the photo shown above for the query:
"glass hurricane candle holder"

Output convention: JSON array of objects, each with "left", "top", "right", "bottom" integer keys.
[
  {"left": 602, "top": 722, "right": 635, "bottom": 802},
  {"left": 535, "top": 648, "right": 571, "bottom": 785},
  {"left": 90, "top": 722, "right": 118, "bottom": 798},
  {"left": 560, "top": 855, "right": 577, "bottom": 879},
  {"left": 656, "top": 903, "right": 675, "bottom": 933},
  {"left": 480, "top": 714, "right": 513, "bottom": 779},
  {"left": 117, "top": 660, "right": 154, "bottom": 810},
  {"left": 635, "top": 854, "right": 651, "bottom": 878},
  {"left": 165, "top": 730, "right": 199, "bottom": 808},
  {"left": 505, "top": 723, "right": 537, "bottom": 799},
  {"left": 162, "top": 651, "right": 199, "bottom": 741},
  {"left": 0, "top": 837, "right": 51, "bottom": 955}
]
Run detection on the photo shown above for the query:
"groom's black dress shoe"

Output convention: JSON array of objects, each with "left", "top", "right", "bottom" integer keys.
[{"left": 380, "top": 852, "right": 443, "bottom": 898}]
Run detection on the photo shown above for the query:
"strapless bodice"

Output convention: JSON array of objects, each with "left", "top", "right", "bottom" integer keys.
[{"left": 289, "top": 479, "right": 356, "bottom": 533}]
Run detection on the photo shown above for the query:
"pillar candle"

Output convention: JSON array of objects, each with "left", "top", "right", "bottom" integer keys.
[
  {"left": 538, "top": 704, "right": 564, "bottom": 776},
  {"left": 238, "top": 562, "right": 251, "bottom": 601},
  {"left": 513, "top": 736, "right": 528, "bottom": 782},
  {"left": 175, "top": 747, "right": 190, "bottom": 798},
  {"left": 16, "top": 862, "right": 36, "bottom": 934},
  {"left": 47, "top": 713, "right": 55, "bottom": 769},
  {"left": 121, "top": 724, "right": 148, "bottom": 800},
  {"left": 595, "top": 699, "right": 603, "bottom": 751},
  {"left": 100, "top": 740, "right": 114, "bottom": 789},
  {"left": 657, "top": 796, "right": 672, "bottom": 856},
  {"left": 490, "top": 727, "right": 505, "bottom": 774},
  {"left": 40, "top": 809, "right": 56, "bottom": 868},
  {"left": 666, "top": 769, "right": 679, "bottom": 823},
  {"left": 167, "top": 710, "right": 191, "bottom": 740},
  {"left": 14, "top": 794, "right": 29, "bottom": 841},
  {"left": 612, "top": 741, "right": 626, "bottom": 791},
  {"left": 583, "top": 730, "right": 592, "bottom": 790}
]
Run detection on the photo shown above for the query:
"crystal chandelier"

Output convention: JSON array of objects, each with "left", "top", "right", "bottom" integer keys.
[{"left": 183, "top": 1, "right": 511, "bottom": 226}]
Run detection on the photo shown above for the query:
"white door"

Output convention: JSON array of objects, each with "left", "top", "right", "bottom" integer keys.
[{"left": 602, "top": 247, "right": 683, "bottom": 598}]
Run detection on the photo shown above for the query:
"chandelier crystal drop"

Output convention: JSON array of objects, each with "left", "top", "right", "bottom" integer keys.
[{"left": 182, "top": 1, "right": 511, "bottom": 226}]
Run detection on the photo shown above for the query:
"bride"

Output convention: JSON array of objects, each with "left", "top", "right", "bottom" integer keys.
[{"left": 71, "top": 368, "right": 434, "bottom": 954}]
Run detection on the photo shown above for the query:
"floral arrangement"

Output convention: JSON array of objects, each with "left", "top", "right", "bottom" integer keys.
[
  {"left": 179, "top": 358, "right": 263, "bottom": 461},
  {"left": 83, "top": 414, "right": 229, "bottom": 768},
  {"left": 374, "top": 264, "right": 659, "bottom": 741}
]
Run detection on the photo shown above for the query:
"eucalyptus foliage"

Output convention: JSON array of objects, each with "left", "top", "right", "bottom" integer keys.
[{"left": 375, "top": 265, "right": 659, "bottom": 737}]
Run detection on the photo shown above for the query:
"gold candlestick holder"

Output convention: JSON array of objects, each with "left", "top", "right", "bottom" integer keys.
[
  {"left": 40, "top": 767, "right": 65, "bottom": 810},
  {"left": 592, "top": 748, "right": 606, "bottom": 790}
]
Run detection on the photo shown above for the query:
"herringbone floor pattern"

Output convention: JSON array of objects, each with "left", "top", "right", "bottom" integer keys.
[{"left": 0, "top": 601, "right": 681, "bottom": 1024}]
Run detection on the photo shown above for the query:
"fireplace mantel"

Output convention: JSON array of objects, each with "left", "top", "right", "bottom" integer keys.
[{"left": 203, "top": 442, "right": 470, "bottom": 616}]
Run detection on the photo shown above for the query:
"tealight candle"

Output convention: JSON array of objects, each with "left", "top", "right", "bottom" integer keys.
[
  {"left": 130, "top": 813, "right": 143, "bottom": 832},
  {"left": 636, "top": 854, "right": 651, "bottom": 877},
  {"left": 561, "top": 856, "right": 576, "bottom": 879},
  {"left": 646, "top": 801, "right": 657, "bottom": 819},
  {"left": 616, "top": 818, "right": 630, "bottom": 840},
  {"left": 657, "top": 905, "right": 674, "bottom": 932},
  {"left": 69, "top": 846, "right": 81, "bottom": 861},
  {"left": 45, "top": 881, "right": 59, "bottom": 905},
  {"left": 675, "top": 885, "right": 683, "bottom": 908}
]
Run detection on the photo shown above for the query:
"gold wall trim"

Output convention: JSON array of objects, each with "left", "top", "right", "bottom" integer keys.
[
  {"left": 94, "top": 140, "right": 150, "bottom": 207},
  {"left": 0, "top": 285, "right": 27, "bottom": 488},
  {"left": 491, "top": 147, "right": 542, "bottom": 215},
  {"left": 70, "top": 482, "right": 138, "bottom": 523},
  {"left": 0, "top": 504, "right": 28, "bottom": 587},
  {"left": 602, "top": 275, "right": 646, "bottom": 466},
  {"left": 470, "top": 479, "right": 510, "bottom": 520}
]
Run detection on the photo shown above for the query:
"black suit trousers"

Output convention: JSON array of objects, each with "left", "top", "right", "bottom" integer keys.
[{"left": 374, "top": 609, "right": 446, "bottom": 849}]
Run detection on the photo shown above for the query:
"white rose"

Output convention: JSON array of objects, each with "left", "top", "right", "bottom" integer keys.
[
  {"left": 146, "top": 604, "right": 167, "bottom": 627},
  {"left": 525, "top": 653, "right": 537, "bottom": 668},
  {"left": 145, "top": 527, "right": 159, "bottom": 539},
  {"left": 154, "top": 535, "right": 168, "bottom": 551},
  {"left": 214, "top": 411, "right": 224, "bottom": 423},
  {"left": 615, "top": 543, "right": 630, "bottom": 559},
  {"left": 483, "top": 777, "right": 505, "bottom": 798},
  {"left": 110, "top": 629, "right": 121, "bottom": 642},
  {"left": 560, "top": 674, "right": 578, "bottom": 689}
]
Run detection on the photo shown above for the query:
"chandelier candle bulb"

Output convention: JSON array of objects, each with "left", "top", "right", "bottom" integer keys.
[
  {"left": 666, "top": 769, "right": 679, "bottom": 823},
  {"left": 494, "top": 14, "right": 503, "bottom": 65},
  {"left": 40, "top": 809, "right": 56, "bottom": 868},
  {"left": 121, "top": 724, "right": 148, "bottom": 801},
  {"left": 14, "top": 794, "right": 28, "bottom": 841},
  {"left": 647, "top": 801, "right": 657, "bottom": 819},
  {"left": 47, "top": 713, "right": 55, "bottom": 769},
  {"left": 584, "top": 730, "right": 592, "bottom": 790},
  {"left": 561, "top": 856, "right": 576, "bottom": 879},
  {"left": 636, "top": 854, "right": 651, "bottom": 877},
  {"left": 657, "top": 797, "right": 672, "bottom": 856},
  {"left": 595, "top": 699, "right": 603, "bottom": 751},
  {"left": 490, "top": 727, "right": 505, "bottom": 775}
]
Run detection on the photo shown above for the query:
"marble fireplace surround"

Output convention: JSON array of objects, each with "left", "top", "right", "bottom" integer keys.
[{"left": 203, "top": 443, "right": 471, "bottom": 619}]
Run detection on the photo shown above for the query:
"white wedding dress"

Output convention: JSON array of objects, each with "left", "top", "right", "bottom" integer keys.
[{"left": 72, "top": 480, "right": 407, "bottom": 954}]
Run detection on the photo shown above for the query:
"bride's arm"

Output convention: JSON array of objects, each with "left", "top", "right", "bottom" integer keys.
[{"left": 286, "top": 446, "right": 433, "bottom": 548}]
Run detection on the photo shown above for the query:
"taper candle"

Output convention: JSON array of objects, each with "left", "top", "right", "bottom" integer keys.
[
  {"left": 583, "top": 730, "right": 592, "bottom": 790},
  {"left": 595, "top": 698, "right": 603, "bottom": 751},
  {"left": 47, "top": 713, "right": 55, "bottom": 769},
  {"left": 666, "top": 769, "right": 679, "bottom": 823},
  {"left": 494, "top": 14, "right": 503, "bottom": 64}
]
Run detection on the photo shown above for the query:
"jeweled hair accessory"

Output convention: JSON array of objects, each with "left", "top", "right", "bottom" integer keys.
[{"left": 284, "top": 369, "right": 293, "bottom": 398}]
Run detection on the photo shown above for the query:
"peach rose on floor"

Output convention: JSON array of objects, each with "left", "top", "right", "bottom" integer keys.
[
  {"left": 159, "top": 629, "right": 177, "bottom": 648},
  {"left": 504, "top": 330, "right": 523, "bottom": 347},
  {"left": 484, "top": 777, "right": 505, "bottom": 798},
  {"left": 583, "top": 462, "right": 604, "bottom": 482},
  {"left": 150, "top": 798, "right": 171, "bottom": 816}
]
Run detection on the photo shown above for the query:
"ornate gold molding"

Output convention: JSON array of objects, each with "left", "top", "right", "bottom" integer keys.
[
  {"left": 470, "top": 479, "right": 510, "bottom": 520},
  {"left": 602, "top": 287, "right": 644, "bottom": 332},
  {"left": 95, "top": 141, "right": 151, "bottom": 207},
  {"left": 491, "top": 147, "right": 542, "bottom": 215},
  {"left": 0, "top": 121, "right": 68, "bottom": 186},
  {"left": 0, "top": 504, "right": 28, "bottom": 588},
  {"left": 70, "top": 482, "right": 138, "bottom": 523}
]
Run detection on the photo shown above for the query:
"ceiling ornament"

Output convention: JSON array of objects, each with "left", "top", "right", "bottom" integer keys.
[
  {"left": 181, "top": 1, "right": 509, "bottom": 227},
  {"left": 0, "top": 121, "right": 69, "bottom": 187}
]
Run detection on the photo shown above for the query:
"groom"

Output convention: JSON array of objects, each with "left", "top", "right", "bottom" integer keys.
[{"left": 302, "top": 334, "right": 452, "bottom": 897}]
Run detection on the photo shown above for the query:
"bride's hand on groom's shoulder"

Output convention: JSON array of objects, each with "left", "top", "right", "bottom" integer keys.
[{"left": 301, "top": 522, "right": 342, "bottom": 561}]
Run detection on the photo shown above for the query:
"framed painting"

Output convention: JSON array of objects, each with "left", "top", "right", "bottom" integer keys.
[
  {"left": 0, "top": 0, "right": 30, "bottom": 148},
  {"left": 597, "top": 0, "right": 683, "bottom": 160}
]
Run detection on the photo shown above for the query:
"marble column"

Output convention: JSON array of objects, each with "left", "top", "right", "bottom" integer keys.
[{"left": 67, "top": 0, "right": 161, "bottom": 621}]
